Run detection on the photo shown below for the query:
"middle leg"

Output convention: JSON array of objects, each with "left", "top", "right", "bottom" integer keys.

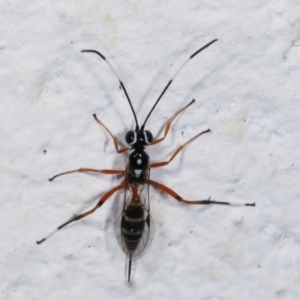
[
  {"left": 150, "top": 129, "right": 210, "bottom": 168},
  {"left": 49, "top": 168, "right": 125, "bottom": 182}
]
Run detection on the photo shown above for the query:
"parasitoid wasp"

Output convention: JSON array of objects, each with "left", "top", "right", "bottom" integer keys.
[{"left": 37, "top": 39, "right": 255, "bottom": 282}]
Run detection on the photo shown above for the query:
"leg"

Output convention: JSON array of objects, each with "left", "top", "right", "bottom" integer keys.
[
  {"left": 151, "top": 129, "right": 210, "bottom": 168},
  {"left": 93, "top": 114, "right": 129, "bottom": 153},
  {"left": 150, "top": 99, "right": 195, "bottom": 146},
  {"left": 49, "top": 168, "right": 125, "bottom": 181},
  {"left": 147, "top": 179, "right": 255, "bottom": 206},
  {"left": 36, "top": 183, "right": 124, "bottom": 244}
]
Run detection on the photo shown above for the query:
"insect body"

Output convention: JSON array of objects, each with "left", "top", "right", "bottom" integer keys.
[{"left": 37, "top": 39, "right": 255, "bottom": 282}]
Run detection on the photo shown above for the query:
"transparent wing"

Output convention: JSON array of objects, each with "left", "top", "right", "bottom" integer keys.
[{"left": 115, "top": 168, "right": 155, "bottom": 260}]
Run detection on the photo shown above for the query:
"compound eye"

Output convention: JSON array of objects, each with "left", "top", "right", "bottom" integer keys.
[
  {"left": 144, "top": 130, "right": 153, "bottom": 144},
  {"left": 125, "top": 130, "right": 136, "bottom": 145}
]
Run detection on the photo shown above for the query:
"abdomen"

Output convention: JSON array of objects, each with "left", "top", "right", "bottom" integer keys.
[{"left": 121, "top": 204, "right": 145, "bottom": 252}]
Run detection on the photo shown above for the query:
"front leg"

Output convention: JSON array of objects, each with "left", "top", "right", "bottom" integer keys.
[
  {"left": 93, "top": 114, "right": 129, "bottom": 153},
  {"left": 150, "top": 99, "right": 195, "bottom": 146}
]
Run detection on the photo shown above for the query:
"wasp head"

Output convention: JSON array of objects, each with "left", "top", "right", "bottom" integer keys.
[{"left": 125, "top": 129, "right": 153, "bottom": 147}]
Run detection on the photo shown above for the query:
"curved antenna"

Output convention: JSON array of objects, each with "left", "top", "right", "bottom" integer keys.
[
  {"left": 141, "top": 39, "right": 218, "bottom": 129},
  {"left": 81, "top": 49, "right": 139, "bottom": 129}
]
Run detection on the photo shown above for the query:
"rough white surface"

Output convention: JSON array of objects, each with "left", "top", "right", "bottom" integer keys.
[{"left": 1, "top": 1, "right": 299, "bottom": 299}]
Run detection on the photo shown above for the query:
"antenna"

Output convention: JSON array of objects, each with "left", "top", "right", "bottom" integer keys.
[
  {"left": 81, "top": 49, "right": 140, "bottom": 129},
  {"left": 141, "top": 39, "right": 218, "bottom": 129}
]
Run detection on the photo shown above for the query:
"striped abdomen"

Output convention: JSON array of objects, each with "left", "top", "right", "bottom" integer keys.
[{"left": 121, "top": 204, "right": 145, "bottom": 252}]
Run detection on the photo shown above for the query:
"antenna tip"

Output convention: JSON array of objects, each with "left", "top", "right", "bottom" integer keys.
[{"left": 36, "top": 238, "right": 45, "bottom": 245}]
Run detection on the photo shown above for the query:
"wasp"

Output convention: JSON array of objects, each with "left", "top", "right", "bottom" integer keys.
[{"left": 37, "top": 39, "right": 255, "bottom": 282}]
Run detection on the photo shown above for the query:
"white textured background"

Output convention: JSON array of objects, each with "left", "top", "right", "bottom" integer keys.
[{"left": 1, "top": 1, "right": 300, "bottom": 299}]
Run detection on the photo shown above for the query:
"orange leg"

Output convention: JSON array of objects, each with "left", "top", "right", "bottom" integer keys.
[
  {"left": 150, "top": 99, "right": 195, "bottom": 146},
  {"left": 93, "top": 114, "right": 129, "bottom": 153},
  {"left": 147, "top": 179, "right": 255, "bottom": 206},
  {"left": 49, "top": 168, "right": 125, "bottom": 182},
  {"left": 36, "top": 183, "right": 124, "bottom": 244},
  {"left": 151, "top": 129, "right": 210, "bottom": 168}
]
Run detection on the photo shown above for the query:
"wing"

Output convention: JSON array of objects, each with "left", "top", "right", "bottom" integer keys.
[{"left": 115, "top": 168, "right": 155, "bottom": 260}]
